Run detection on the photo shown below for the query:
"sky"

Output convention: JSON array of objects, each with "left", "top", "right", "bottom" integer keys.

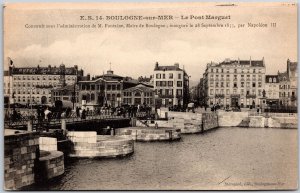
[{"left": 4, "top": 3, "right": 297, "bottom": 85}]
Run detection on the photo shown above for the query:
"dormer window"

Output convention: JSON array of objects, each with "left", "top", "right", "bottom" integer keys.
[{"left": 269, "top": 77, "right": 272, "bottom": 83}]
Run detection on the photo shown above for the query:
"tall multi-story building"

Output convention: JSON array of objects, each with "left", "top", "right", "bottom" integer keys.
[
  {"left": 202, "top": 58, "right": 266, "bottom": 108},
  {"left": 265, "top": 75, "right": 280, "bottom": 106},
  {"left": 153, "top": 62, "right": 189, "bottom": 108},
  {"left": 8, "top": 62, "right": 83, "bottom": 105},
  {"left": 278, "top": 59, "right": 297, "bottom": 107},
  {"left": 78, "top": 69, "right": 137, "bottom": 110},
  {"left": 4, "top": 70, "right": 13, "bottom": 106}
]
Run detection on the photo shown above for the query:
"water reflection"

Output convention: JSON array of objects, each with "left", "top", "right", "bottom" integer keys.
[{"left": 30, "top": 127, "right": 298, "bottom": 190}]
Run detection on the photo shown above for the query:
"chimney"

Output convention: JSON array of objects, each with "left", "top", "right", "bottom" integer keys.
[
  {"left": 174, "top": 63, "right": 179, "bottom": 69},
  {"left": 87, "top": 73, "right": 90, "bottom": 80},
  {"left": 155, "top": 62, "right": 159, "bottom": 69}
]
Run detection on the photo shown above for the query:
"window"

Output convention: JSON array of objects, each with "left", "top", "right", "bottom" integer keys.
[
  {"left": 241, "top": 89, "right": 244, "bottom": 95},
  {"left": 156, "top": 74, "right": 161, "bottom": 79},
  {"left": 253, "top": 69, "right": 256, "bottom": 73},
  {"left": 234, "top": 69, "right": 237, "bottom": 73},
  {"left": 163, "top": 74, "right": 165, "bottom": 79},
  {"left": 215, "top": 89, "right": 219, "bottom": 94},
  {"left": 211, "top": 69, "right": 213, "bottom": 73},
  {"left": 168, "top": 81, "right": 173, "bottom": 86},
  {"left": 216, "top": 69, "right": 219, "bottom": 73},
  {"left": 221, "top": 69, "right": 224, "bottom": 73},
  {"left": 226, "top": 82, "right": 230, "bottom": 87},
  {"left": 210, "top": 89, "right": 214, "bottom": 95},
  {"left": 241, "top": 82, "right": 244, "bottom": 88},
  {"left": 233, "top": 82, "right": 237, "bottom": 88},
  {"left": 258, "top": 82, "right": 262, "bottom": 87},
  {"left": 178, "top": 74, "right": 182, "bottom": 79},
  {"left": 216, "top": 82, "right": 219, "bottom": 87},
  {"left": 177, "top": 81, "right": 182, "bottom": 87},
  {"left": 252, "top": 83, "right": 256, "bottom": 87},
  {"left": 169, "top": 73, "right": 173, "bottom": 79},
  {"left": 221, "top": 82, "right": 224, "bottom": 87},
  {"left": 176, "top": 89, "right": 182, "bottom": 96},
  {"left": 156, "top": 81, "right": 160, "bottom": 87},
  {"left": 162, "top": 81, "right": 166, "bottom": 87},
  {"left": 269, "top": 77, "right": 272, "bottom": 83},
  {"left": 226, "top": 89, "right": 230, "bottom": 95}
]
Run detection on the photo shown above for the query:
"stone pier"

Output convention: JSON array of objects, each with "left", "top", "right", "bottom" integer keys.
[
  {"left": 4, "top": 132, "right": 39, "bottom": 190},
  {"left": 67, "top": 131, "right": 134, "bottom": 158},
  {"left": 115, "top": 127, "right": 181, "bottom": 141}
]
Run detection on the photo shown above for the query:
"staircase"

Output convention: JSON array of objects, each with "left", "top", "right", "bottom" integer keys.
[{"left": 238, "top": 117, "right": 250, "bottom": 127}]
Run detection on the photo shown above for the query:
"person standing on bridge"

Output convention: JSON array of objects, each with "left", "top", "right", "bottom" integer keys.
[{"left": 44, "top": 107, "right": 51, "bottom": 121}]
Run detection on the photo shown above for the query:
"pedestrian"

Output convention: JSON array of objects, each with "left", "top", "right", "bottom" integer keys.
[
  {"left": 61, "top": 110, "right": 66, "bottom": 119},
  {"left": 76, "top": 107, "right": 80, "bottom": 117},
  {"left": 44, "top": 107, "right": 51, "bottom": 121},
  {"left": 81, "top": 109, "right": 86, "bottom": 119}
]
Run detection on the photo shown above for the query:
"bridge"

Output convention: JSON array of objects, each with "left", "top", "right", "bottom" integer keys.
[{"left": 4, "top": 110, "right": 150, "bottom": 133}]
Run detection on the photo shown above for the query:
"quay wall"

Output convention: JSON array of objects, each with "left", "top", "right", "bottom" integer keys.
[
  {"left": 217, "top": 111, "right": 297, "bottom": 128},
  {"left": 202, "top": 113, "right": 219, "bottom": 131},
  {"left": 217, "top": 111, "right": 249, "bottom": 127},
  {"left": 67, "top": 132, "right": 134, "bottom": 157},
  {"left": 167, "top": 112, "right": 218, "bottom": 133},
  {"left": 249, "top": 116, "right": 297, "bottom": 129},
  {"left": 4, "top": 132, "right": 39, "bottom": 190},
  {"left": 35, "top": 151, "right": 64, "bottom": 182},
  {"left": 268, "top": 117, "right": 297, "bottom": 128},
  {"left": 115, "top": 127, "right": 181, "bottom": 141}
]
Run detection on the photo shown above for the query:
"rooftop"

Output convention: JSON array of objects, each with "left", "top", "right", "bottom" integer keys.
[
  {"left": 11, "top": 64, "right": 83, "bottom": 75},
  {"left": 210, "top": 58, "right": 265, "bottom": 68}
]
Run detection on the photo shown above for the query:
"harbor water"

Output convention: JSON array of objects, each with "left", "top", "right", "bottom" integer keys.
[{"left": 29, "top": 127, "right": 297, "bottom": 190}]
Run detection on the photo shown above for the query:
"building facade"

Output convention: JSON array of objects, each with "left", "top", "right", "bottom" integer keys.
[
  {"left": 78, "top": 69, "right": 137, "bottom": 110},
  {"left": 123, "top": 84, "right": 155, "bottom": 106},
  {"left": 7, "top": 62, "right": 83, "bottom": 106},
  {"left": 202, "top": 58, "right": 266, "bottom": 108},
  {"left": 278, "top": 59, "right": 297, "bottom": 107},
  {"left": 153, "top": 62, "right": 189, "bottom": 108},
  {"left": 265, "top": 75, "right": 280, "bottom": 106},
  {"left": 4, "top": 70, "right": 13, "bottom": 105}
]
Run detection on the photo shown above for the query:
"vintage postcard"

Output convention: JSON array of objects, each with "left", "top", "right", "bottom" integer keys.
[{"left": 3, "top": 2, "right": 298, "bottom": 190}]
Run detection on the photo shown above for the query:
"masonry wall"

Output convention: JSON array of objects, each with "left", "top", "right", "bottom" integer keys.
[
  {"left": 36, "top": 151, "right": 64, "bottom": 182},
  {"left": 202, "top": 113, "right": 219, "bottom": 131},
  {"left": 4, "top": 132, "right": 39, "bottom": 190},
  {"left": 67, "top": 131, "right": 134, "bottom": 157},
  {"left": 115, "top": 127, "right": 181, "bottom": 141},
  {"left": 39, "top": 137, "right": 57, "bottom": 151},
  {"left": 218, "top": 111, "right": 249, "bottom": 127}
]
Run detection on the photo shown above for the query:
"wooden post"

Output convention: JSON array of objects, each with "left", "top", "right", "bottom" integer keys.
[
  {"left": 110, "top": 127, "right": 114, "bottom": 136},
  {"left": 61, "top": 119, "right": 66, "bottom": 131},
  {"left": 27, "top": 120, "right": 32, "bottom": 132}
]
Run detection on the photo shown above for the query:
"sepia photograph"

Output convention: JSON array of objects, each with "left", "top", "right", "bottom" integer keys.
[{"left": 3, "top": 2, "right": 298, "bottom": 190}]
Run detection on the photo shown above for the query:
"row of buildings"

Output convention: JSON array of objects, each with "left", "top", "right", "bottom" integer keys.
[
  {"left": 195, "top": 58, "right": 297, "bottom": 108},
  {"left": 4, "top": 59, "right": 190, "bottom": 110}
]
